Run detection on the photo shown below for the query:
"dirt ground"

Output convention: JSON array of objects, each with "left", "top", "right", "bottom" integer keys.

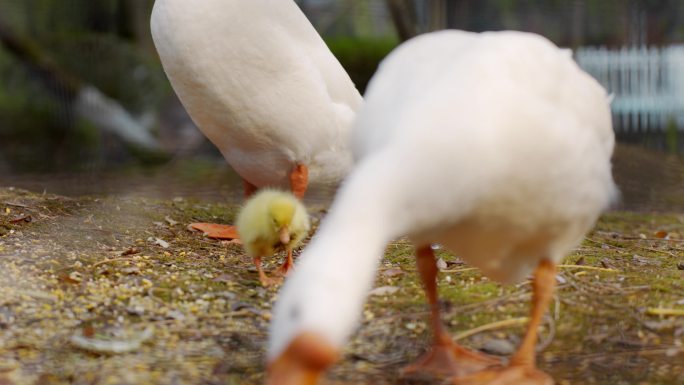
[{"left": 0, "top": 145, "right": 683, "bottom": 385}]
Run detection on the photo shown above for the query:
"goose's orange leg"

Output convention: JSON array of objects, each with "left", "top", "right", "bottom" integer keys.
[
  {"left": 243, "top": 178, "right": 258, "bottom": 198},
  {"left": 189, "top": 178, "right": 259, "bottom": 240},
  {"left": 403, "top": 246, "right": 501, "bottom": 378},
  {"left": 452, "top": 260, "right": 556, "bottom": 385},
  {"left": 254, "top": 256, "right": 283, "bottom": 287},
  {"left": 274, "top": 248, "right": 295, "bottom": 277},
  {"left": 290, "top": 164, "right": 308, "bottom": 199}
]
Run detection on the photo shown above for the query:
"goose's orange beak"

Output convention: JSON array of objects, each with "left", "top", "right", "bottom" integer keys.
[
  {"left": 266, "top": 332, "right": 338, "bottom": 385},
  {"left": 279, "top": 226, "right": 290, "bottom": 245}
]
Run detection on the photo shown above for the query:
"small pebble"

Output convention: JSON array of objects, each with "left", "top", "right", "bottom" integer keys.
[{"left": 481, "top": 338, "right": 515, "bottom": 355}]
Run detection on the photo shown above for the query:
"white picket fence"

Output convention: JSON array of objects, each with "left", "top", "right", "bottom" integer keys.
[{"left": 575, "top": 45, "right": 684, "bottom": 133}]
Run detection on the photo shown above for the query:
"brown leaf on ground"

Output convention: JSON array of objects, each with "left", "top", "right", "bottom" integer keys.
[
  {"left": 9, "top": 214, "right": 31, "bottom": 224},
  {"left": 59, "top": 272, "right": 82, "bottom": 285},
  {"left": 188, "top": 222, "right": 239, "bottom": 239},
  {"left": 121, "top": 247, "right": 140, "bottom": 256}
]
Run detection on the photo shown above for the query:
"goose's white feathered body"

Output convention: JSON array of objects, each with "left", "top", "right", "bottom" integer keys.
[
  {"left": 352, "top": 30, "right": 616, "bottom": 283},
  {"left": 150, "top": 0, "right": 362, "bottom": 189},
  {"left": 269, "top": 30, "right": 616, "bottom": 361}
]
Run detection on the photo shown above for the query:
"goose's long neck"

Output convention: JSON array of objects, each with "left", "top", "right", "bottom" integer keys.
[
  {"left": 269, "top": 153, "right": 403, "bottom": 359},
  {"left": 319, "top": 155, "right": 401, "bottom": 254}
]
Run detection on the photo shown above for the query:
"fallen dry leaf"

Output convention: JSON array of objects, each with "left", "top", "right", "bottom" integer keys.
[
  {"left": 165, "top": 216, "right": 179, "bottom": 226},
  {"left": 121, "top": 247, "right": 140, "bottom": 256},
  {"left": 59, "top": 272, "right": 82, "bottom": 284},
  {"left": 188, "top": 223, "right": 239, "bottom": 239},
  {"left": 70, "top": 326, "right": 155, "bottom": 355},
  {"left": 9, "top": 214, "right": 32, "bottom": 224},
  {"left": 369, "top": 286, "right": 399, "bottom": 296},
  {"left": 153, "top": 238, "right": 169, "bottom": 248},
  {"left": 121, "top": 266, "right": 141, "bottom": 275}
]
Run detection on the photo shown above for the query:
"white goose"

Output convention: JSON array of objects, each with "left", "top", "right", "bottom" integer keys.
[
  {"left": 150, "top": 0, "right": 362, "bottom": 238},
  {"left": 267, "top": 30, "right": 617, "bottom": 385}
]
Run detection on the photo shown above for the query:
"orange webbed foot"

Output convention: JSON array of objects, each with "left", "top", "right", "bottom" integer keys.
[
  {"left": 260, "top": 275, "right": 284, "bottom": 287},
  {"left": 189, "top": 223, "right": 239, "bottom": 240},
  {"left": 273, "top": 263, "right": 294, "bottom": 277},
  {"left": 402, "top": 340, "right": 501, "bottom": 378},
  {"left": 452, "top": 365, "right": 554, "bottom": 385},
  {"left": 273, "top": 250, "right": 295, "bottom": 277}
]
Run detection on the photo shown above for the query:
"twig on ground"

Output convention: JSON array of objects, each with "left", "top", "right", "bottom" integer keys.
[
  {"left": 646, "top": 308, "right": 684, "bottom": 317},
  {"left": 558, "top": 264, "right": 619, "bottom": 273},
  {"left": 619, "top": 236, "right": 684, "bottom": 243},
  {"left": 92, "top": 257, "right": 138, "bottom": 269},
  {"left": 440, "top": 267, "right": 479, "bottom": 274},
  {"left": 585, "top": 237, "right": 624, "bottom": 249},
  {"left": 453, "top": 317, "right": 529, "bottom": 341},
  {"left": 544, "top": 345, "right": 684, "bottom": 363},
  {"left": 1, "top": 201, "right": 31, "bottom": 208},
  {"left": 636, "top": 245, "right": 678, "bottom": 258},
  {"left": 537, "top": 314, "right": 557, "bottom": 352}
]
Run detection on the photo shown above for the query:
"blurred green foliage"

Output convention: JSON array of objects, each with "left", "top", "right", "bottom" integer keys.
[
  {"left": 0, "top": 0, "right": 167, "bottom": 173},
  {"left": 665, "top": 118, "right": 679, "bottom": 155},
  {"left": 1, "top": 0, "right": 682, "bottom": 173},
  {"left": 433, "top": 0, "right": 684, "bottom": 47},
  {"left": 326, "top": 37, "right": 398, "bottom": 93}
]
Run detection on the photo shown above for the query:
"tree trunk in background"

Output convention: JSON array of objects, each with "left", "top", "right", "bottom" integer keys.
[
  {"left": 298, "top": 0, "right": 310, "bottom": 15},
  {"left": 0, "top": 17, "right": 80, "bottom": 100},
  {"left": 428, "top": 0, "right": 447, "bottom": 32},
  {"left": 385, "top": 0, "right": 419, "bottom": 41},
  {"left": 0, "top": 17, "right": 161, "bottom": 152},
  {"left": 570, "top": 0, "right": 585, "bottom": 48},
  {"left": 118, "top": 0, "right": 156, "bottom": 54},
  {"left": 386, "top": 0, "right": 450, "bottom": 41}
]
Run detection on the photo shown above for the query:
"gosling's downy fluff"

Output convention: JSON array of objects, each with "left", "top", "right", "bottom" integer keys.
[{"left": 236, "top": 190, "right": 310, "bottom": 287}]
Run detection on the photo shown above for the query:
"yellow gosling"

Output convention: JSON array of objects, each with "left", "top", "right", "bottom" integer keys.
[{"left": 236, "top": 190, "right": 310, "bottom": 287}]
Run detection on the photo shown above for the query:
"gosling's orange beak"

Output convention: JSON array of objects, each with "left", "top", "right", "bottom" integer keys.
[
  {"left": 279, "top": 226, "right": 290, "bottom": 245},
  {"left": 266, "top": 332, "right": 338, "bottom": 385}
]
